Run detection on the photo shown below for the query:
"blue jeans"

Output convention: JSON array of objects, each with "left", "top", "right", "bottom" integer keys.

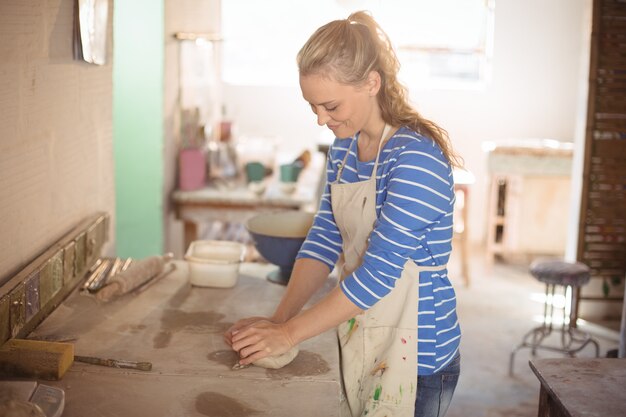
[{"left": 414, "top": 353, "right": 461, "bottom": 417}]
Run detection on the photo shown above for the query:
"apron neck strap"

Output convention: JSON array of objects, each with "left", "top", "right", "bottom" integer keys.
[
  {"left": 336, "top": 123, "right": 392, "bottom": 182},
  {"left": 371, "top": 124, "right": 391, "bottom": 177}
]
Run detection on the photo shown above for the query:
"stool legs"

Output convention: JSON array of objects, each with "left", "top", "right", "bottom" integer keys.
[{"left": 509, "top": 283, "right": 600, "bottom": 376}]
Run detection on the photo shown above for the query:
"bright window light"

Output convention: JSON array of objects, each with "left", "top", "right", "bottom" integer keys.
[{"left": 221, "top": 0, "right": 495, "bottom": 89}]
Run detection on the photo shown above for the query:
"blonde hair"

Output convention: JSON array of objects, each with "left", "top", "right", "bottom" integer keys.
[{"left": 297, "top": 11, "right": 462, "bottom": 167}]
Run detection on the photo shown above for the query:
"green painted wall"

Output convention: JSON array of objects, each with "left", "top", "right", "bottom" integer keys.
[{"left": 113, "top": 1, "right": 164, "bottom": 257}]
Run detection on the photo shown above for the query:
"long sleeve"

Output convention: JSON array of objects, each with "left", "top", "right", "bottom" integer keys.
[
  {"left": 339, "top": 138, "right": 455, "bottom": 309},
  {"left": 295, "top": 141, "right": 347, "bottom": 269},
  {"left": 296, "top": 128, "right": 460, "bottom": 374}
]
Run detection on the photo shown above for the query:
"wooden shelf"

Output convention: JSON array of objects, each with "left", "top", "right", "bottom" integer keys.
[{"left": 485, "top": 169, "right": 572, "bottom": 263}]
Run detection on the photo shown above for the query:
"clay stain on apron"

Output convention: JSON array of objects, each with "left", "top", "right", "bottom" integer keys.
[
  {"left": 195, "top": 392, "right": 259, "bottom": 417},
  {"left": 265, "top": 350, "right": 330, "bottom": 379},
  {"left": 153, "top": 309, "right": 233, "bottom": 349}
]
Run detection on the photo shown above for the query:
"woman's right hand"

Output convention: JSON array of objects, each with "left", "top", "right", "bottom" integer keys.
[{"left": 223, "top": 316, "right": 270, "bottom": 347}]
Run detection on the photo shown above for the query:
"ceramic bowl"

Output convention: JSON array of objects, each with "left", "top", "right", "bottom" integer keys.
[{"left": 246, "top": 211, "right": 314, "bottom": 285}]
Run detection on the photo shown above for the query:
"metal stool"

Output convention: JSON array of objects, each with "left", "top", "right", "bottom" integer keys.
[{"left": 509, "top": 259, "right": 600, "bottom": 375}]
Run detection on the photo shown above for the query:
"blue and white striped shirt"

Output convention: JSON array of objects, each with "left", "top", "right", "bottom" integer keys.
[{"left": 297, "top": 126, "right": 461, "bottom": 374}]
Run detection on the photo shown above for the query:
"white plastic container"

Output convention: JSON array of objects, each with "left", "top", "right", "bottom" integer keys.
[{"left": 184, "top": 240, "right": 245, "bottom": 288}]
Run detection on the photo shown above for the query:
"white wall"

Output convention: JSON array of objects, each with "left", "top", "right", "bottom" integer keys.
[
  {"left": 566, "top": 1, "right": 593, "bottom": 261},
  {"left": 0, "top": 0, "right": 115, "bottom": 283},
  {"left": 222, "top": 0, "right": 591, "bottom": 245},
  {"left": 164, "top": 0, "right": 222, "bottom": 257}
]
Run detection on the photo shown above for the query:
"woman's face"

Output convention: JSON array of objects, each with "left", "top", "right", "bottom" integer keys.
[{"left": 299, "top": 72, "right": 378, "bottom": 139}]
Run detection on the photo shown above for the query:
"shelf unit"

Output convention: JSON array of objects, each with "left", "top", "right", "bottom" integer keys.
[
  {"left": 484, "top": 141, "right": 574, "bottom": 264},
  {"left": 173, "top": 31, "right": 223, "bottom": 146}
]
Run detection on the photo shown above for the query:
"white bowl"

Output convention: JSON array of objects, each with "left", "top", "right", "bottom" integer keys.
[{"left": 184, "top": 240, "right": 245, "bottom": 288}]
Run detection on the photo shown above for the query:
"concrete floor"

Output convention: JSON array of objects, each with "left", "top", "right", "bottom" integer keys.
[{"left": 445, "top": 248, "right": 619, "bottom": 417}]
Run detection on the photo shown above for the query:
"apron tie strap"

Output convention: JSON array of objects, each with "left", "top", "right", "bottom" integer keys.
[{"left": 415, "top": 263, "right": 448, "bottom": 272}]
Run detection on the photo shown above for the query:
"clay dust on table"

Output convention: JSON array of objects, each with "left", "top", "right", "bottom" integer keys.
[
  {"left": 195, "top": 392, "right": 260, "bottom": 417},
  {"left": 207, "top": 349, "right": 239, "bottom": 368},
  {"left": 153, "top": 309, "right": 232, "bottom": 349}
]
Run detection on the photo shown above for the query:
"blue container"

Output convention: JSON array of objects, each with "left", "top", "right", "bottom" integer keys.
[{"left": 246, "top": 211, "right": 314, "bottom": 285}]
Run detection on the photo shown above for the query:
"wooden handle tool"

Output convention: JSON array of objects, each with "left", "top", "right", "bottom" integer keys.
[{"left": 74, "top": 355, "right": 152, "bottom": 371}]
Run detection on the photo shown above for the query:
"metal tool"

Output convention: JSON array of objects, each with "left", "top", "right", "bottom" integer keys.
[
  {"left": 120, "top": 257, "right": 133, "bottom": 272},
  {"left": 83, "top": 258, "right": 112, "bottom": 291},
  {"left": 83, "top": 257, "right": 134, "bottom": 292},
  {"left": 82, "top": 258, "right": 103, "bottom": 289},
  {"left": 74, "top": 355, "right": 152, "bottom": 371},
  {"left": 27, "top": 334, "right": 78, "bottom": 343},
  {"left": 107, "top": 257, "right": 124, "bottom": 279}
]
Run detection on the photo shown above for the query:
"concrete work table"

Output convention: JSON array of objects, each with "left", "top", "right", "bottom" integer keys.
[
  {"left": 31, "top": 261, "right": 342, "bottom": 417},
  {"left": 529, "top": 358, "right": 626, "bottom": 417}
]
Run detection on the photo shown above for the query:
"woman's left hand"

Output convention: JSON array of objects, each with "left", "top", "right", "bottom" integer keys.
[
  {"left": 223, "top": 316, "right": 269, "bottom": 347},
  {"left": 230, "top": 320, "right": 295, "bottom": 365}
]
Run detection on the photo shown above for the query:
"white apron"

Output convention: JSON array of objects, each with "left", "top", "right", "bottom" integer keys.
[{"left": 331, "top": 125, "right": 446, "bottom": 417}]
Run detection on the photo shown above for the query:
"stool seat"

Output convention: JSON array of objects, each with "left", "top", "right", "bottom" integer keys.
[
  {"left": 530, "top": 259, "right": 591, "bottom": 287},
  {"left": 509, "top": 259, "right": 599, "bottom": 375}
]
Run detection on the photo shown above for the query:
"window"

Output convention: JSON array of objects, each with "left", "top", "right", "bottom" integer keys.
[{"left": 222, "top": 0, "right": 495, "bottom": 89}]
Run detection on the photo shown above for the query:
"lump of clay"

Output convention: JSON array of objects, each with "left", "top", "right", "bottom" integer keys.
[{"left": 252, "top": 346, "right": 299, "bottom": 369}]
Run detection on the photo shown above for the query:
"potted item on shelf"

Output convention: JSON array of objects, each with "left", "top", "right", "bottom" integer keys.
[
  {"left": 206, "top": 118, "right": 239, "bottom": 183},
  {"left": 178, "top": 108, "right": 206, "bottom": 191}
]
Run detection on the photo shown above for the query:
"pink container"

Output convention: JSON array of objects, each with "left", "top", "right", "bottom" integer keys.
[{"left": 179, "top": 148, "right": 206, "bottom": 190}]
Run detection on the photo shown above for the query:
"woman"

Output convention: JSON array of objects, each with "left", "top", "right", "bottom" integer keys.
[{"left": 225, "top": 10, "right": 462, "bottom": 417}]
